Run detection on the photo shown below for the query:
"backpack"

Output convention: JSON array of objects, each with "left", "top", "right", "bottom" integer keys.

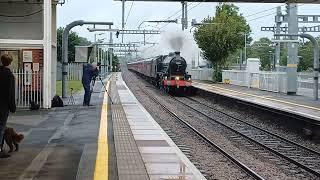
[
  {"left": 29, "top": 100, "right": 40, "bottom": 110},
  {"left": 51, "top": 95, "right": 64, "bottom": 107}
]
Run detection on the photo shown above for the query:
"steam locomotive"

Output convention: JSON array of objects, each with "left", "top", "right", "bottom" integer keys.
[{"left": 127, "top": 52, "right": 193, "bottom": 94}]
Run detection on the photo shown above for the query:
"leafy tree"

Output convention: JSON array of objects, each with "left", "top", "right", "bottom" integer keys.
[
  {"left": 112, "top": 54, "right": 120, "bottom": 71},
  {"left": 279, "top": 47, "right": 287, "bottom": 66},
  {"left": 194, "top": 3, "right": 251, "bottom": 82},
  {"left": 297, "top": 37, "right": 320, "bottom": 71},
  {"left": 246, "top": 37, "right": 273, "bottom": 70},
  {"left": 229, "top": 36, "right": 320, "bottom": 72},
  {"left": 57, "top": 27, "right": 91, "bottom": 62}
]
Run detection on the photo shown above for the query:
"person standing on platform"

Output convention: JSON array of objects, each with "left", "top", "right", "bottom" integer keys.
[
  {"left": 82, "top": 62, "right": 98, "bottom": 106},
  {"left": 0, "top": 54, "right": 16, "bottom": 158}
]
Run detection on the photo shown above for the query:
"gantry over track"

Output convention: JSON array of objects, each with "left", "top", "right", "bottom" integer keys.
[{"left": 114, "top": 0, "right": 320, "bottom": 3}]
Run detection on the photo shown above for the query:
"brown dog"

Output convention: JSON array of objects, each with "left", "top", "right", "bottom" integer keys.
[{"left": 4, "top": 127, "right": 24, "bottom": 152}]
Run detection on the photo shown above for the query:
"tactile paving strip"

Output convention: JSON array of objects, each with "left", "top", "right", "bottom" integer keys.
[{"left": 111, "top": 82, "right": 149, "bottom": 180}]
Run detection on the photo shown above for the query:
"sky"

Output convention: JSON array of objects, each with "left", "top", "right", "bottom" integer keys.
[{"left": 57, "top": 0, "right": 320, "bottom": 63}]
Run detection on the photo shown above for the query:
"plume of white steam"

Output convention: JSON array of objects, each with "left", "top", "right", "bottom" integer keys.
[{"left": 139, "top": 26, "right": 204, "bottom": 66}]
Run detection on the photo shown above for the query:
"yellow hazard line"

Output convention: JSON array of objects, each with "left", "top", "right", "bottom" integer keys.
[
  {"left": 196, "top": 82, "right": 320, "bottom": 111},
  {"left": 94, "top": 80, "right": 110, "bottom": 180}
]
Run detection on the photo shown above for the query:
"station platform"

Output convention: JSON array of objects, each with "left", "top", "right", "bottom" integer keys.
[
  {"left": 108, "top": 73, "right": 205, "bottom": 180},
  {"left": 0, "top": 73, "right": 205, "bottom": 180},
  {"left": 193, "top": 81, "right": 320, "bottom": 125}
]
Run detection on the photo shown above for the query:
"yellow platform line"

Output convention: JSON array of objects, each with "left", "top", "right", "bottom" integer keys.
[
  {"left": 94, "top": 80, "right": 110, "bottom": 180},
  {"left": 195, "top": 82, "right": 320, "bottom": 111}
]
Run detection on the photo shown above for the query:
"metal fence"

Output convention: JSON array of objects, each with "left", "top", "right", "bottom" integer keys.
[
  {"left": 222, "top": 70, "right": 320, "bottom": 95},
  {"left": 57, "top": 63, "right": 110, "bottom": 81},
  {"left": 12, "top": 69, "right": 42, "bottom": 108},
  {"left": 187, "top": 68, "right": 213, "bottom": 81},
  {"left": 222, "top": 70, "right": 248, "bottom": 86},
  {"left": 259, "top": 71, "right": 287, "bottom": 93},
  {"left": 57, "top": 63, "right": 83, "bottom": 81},
  {"left": 297, "top": 72, "right": 318, "bottom": 89}
]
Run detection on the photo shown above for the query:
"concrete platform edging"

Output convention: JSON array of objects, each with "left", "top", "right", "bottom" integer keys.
[
  {"left": 117, "top": 73, "right": 206, "bottom": 180},
  {"left": 194, "top": 82, "right": 320, "bottom": 123}
]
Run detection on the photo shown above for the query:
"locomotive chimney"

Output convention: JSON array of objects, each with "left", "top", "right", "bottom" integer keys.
[{"left": 174, "top": 51, "right": 181, "bottom": 59}]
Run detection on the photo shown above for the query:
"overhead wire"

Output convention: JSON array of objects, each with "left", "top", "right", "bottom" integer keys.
[
  {"left": 0, "top": 9, "right": 42, "bottom": 17},
  {"left": 158, "top": 2, "right": 201, "bottom": 31},
  {"left": 245, "top": 6, "right": 283, "bottom": 18},
  {"left": 125, "top": 0, "right": 135, "bottom": 26},
  {"left": 248, "top": 4, "right": 304, "bottom": 22},
  {"left": 248, "top": 11, "right": 277, "bottom": 22},
  {"left": 141, "top": 3, "right": 303, "bottom": 52},
  {"left": 142, "top": 2, "right": 202, "bottom": 52}
]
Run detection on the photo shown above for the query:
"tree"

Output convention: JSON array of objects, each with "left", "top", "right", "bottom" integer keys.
[
  {"left": 297, "top": 37, "right": 320, "bottom": 72},
  {"left": 57, "top": 27, "right": 91, "bottom": 63},
  {"left": 194, "top": 3, "right": 251, "bottom": 82},
  {"left": 246, "top": 37, "right": 273, "bottom": 70},
  {"left": 112, "top": 54, "right": 119, "bottom": 71}
]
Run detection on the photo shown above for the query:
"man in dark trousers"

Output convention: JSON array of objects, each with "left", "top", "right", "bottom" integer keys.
[
  {"left": 82, "top": 62, "right": 98, "bottom": 106},
  {"left": 0, "top": 54, "right": 16, "bottom": 158}
]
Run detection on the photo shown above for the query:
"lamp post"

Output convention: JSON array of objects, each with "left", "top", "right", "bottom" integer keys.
[
  {"left": 269, "top": 50, "right": 275, "bottom": 70},
  {"left": 94, "top": 33, "right": 105, "bottom": 63},
  {"left": 238, "top": 32, "right": 251, "bottom": 69},
  {"left": 61, "top": 20, "right": 113, "bottom": 98}
]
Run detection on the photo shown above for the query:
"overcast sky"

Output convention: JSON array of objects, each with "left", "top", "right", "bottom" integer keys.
[{"left": 57, "top": 1, "right": 320, "bottom": 60}]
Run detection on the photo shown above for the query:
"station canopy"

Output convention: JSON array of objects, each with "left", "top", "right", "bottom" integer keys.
[{"left": 114, "top": 0, "right": 320, "bottom": 3}]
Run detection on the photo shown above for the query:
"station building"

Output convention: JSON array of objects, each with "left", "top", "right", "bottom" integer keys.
[{"left": 0, "top": 0, "right": 60, "bottom": 108}]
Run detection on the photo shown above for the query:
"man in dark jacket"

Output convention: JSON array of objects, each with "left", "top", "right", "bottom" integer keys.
[
  {"left": 82, "top": 62, "right": 98, "bottom": 106},
  {"left": 0, "top": 54, "right": 16, "bottom": 158}
]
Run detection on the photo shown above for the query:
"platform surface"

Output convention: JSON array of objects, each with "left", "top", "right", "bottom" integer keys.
[
  {"left": 112, "top": 72, "right": 206, "bottom": 180},
  {"left": 193, "top": 81, "right": 320, "bottom": 123},
  {"left": 0, "top": 77, "right": 109, "bottom": 180}
]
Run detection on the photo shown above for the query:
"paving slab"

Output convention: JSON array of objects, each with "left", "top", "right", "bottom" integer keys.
[
  {"left": 0, "top": 76, "right": 113, "bottom": 180},
  {"left": 112, "top": 72, "right": 206, "bottom": 180},
  {"left": 193, "top": 81, "right": 320, "bottom": 123}
]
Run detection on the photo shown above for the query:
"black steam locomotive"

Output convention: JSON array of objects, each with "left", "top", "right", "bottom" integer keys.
[{"left": 127, "top": 52, "right": 193, "bottom": 94}]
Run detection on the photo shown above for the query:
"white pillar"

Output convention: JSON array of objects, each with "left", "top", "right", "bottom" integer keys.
[{"left": 43, "top": 0, "right": 52, "bottom": 108}]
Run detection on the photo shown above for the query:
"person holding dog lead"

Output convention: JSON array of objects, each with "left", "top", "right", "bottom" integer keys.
[
  {"left": 82, "top": 62, "right": 99, "bottom": 106},
  {"left": 0, "top": 54, "right": 16, "bottom": 158}
]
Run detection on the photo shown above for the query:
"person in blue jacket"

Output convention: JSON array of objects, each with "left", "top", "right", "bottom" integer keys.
[{"left": 82, "top": 62, "right": 98, "bottom": 106}]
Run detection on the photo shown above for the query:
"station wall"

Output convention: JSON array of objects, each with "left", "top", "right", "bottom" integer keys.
[{"left": 0, "top": 3, "right": 43, "bottom": 40}]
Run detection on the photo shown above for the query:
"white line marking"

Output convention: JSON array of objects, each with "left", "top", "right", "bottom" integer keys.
[{"left": 18, "top": 143, "right": 56, "bottom": 180}]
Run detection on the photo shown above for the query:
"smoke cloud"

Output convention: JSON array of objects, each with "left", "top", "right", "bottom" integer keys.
[{"left": 139, "top": 26, "right": 204, "bottom": 67}]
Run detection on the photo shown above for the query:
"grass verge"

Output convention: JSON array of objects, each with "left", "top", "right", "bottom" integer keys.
[{"left": 56, "top": 80, "right": 82, "bottom": 96}]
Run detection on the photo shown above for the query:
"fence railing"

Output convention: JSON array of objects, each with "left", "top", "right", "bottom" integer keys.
[
  {"left": 187, "top": 68, "right": 213, "bottom": 81},
  {"left": 57, "top": 63, "right": 110, "bottom": 81},
  {"left": 222, "top": 70, "right": 319, "bottom": 95},
  {"left": 222, "top": 70, "right": 249, "bottom": 86},
  {"left": 57, "top": 63, "right": 83, "bottom": 81},
  {"left": 259, "top": 71, "right": 287, "bottom": 93},
  {"left": 12, "top": 69, "right": 42, "bottom": 108}
]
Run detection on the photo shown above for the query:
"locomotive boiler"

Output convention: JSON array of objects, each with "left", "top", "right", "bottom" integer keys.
[{"left": 127, "top": 52, "right": 193, "bottom": 94}]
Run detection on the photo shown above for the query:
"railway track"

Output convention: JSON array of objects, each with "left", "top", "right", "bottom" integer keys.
[
  {"left": 139, "top": 87, "right": 265, "bottom": 180},
  {"left": 173, "top": 95, "right": 320, "bottom": 177}
]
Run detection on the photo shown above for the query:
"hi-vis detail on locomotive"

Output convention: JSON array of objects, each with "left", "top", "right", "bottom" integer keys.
[{"left": 127, "top": 52, "right": 193, "bottom": 93}]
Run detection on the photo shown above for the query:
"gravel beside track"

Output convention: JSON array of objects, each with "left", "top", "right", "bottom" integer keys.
[
  {"left": 122, "top": 68, "right": 318, "bottom": 179},
  {"left": 189, "top": 94, "right": 320, "bottom": 153},
  {"left": 173, "top": 96, "right": 320, "bottom": 177},
  {"left": 122, "top": 69, "right": 255, "bottom": 180}
]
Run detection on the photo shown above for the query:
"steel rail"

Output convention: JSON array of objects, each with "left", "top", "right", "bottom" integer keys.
[
  {"left": 186, "top": 96, "right": 320, "bottom": 155},
  {"left": 139, "top": 88, "right": 265, "bottom": 180},
  {"left": 173, "top": 96, "right": 320, "bottom": 177}
]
